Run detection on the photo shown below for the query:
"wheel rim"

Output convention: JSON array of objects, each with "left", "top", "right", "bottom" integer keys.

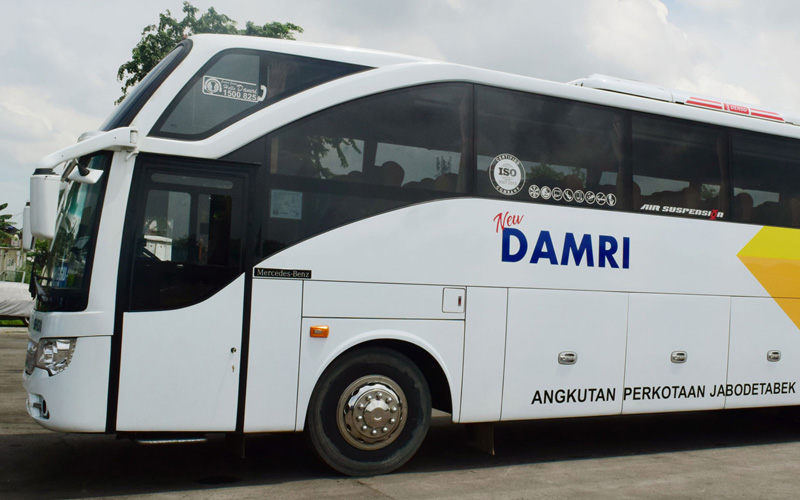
[{"left": 336, "top": 375, "right": 407, "bottom": 450}]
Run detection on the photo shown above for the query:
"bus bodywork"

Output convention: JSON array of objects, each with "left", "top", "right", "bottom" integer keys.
[{"left": 23, "top": 34, "right": 800, "bottom": 475}]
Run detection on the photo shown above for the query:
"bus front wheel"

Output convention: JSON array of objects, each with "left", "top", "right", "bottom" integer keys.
[{"left": 306, "top": 347, "right": 431, "bottom": 476}]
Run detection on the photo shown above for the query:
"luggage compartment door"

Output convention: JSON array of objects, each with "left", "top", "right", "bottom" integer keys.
[{"left": 502, "top": 289, "right": 628, "bottom": 420}]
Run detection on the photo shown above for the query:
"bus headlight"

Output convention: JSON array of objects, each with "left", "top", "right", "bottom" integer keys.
[
  {"left": 34, "top": 338, "right": 77, "bottom": 376},
  {"left": 25, "top": 339, "right": 37, "bottom": 375}
]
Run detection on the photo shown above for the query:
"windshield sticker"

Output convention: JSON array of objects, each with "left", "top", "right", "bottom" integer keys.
[
  {"left": 489, "top": 154, "right": 525, "bottom": 196},
  {"left": 270, "top": 189, "right": 303, "bottom": 220},
  {"left": 53, "top": 262, "right": 68, "bottom": 287},
  {"left": 202, "top": 75, "right": 267, "bottom": 103},
  {"left": 529, "top": 185, "right": 617, "bottom": 207}
]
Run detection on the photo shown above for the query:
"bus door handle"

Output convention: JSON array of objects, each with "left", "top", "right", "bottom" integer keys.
[
  {"left": 558, "top": 351, "right": 577, "bottom": 365},
  {"left": 671, "top": 351, "right": 687, "bottom": 364},
  {"left": 767, "top": 350, "right": 781, "bottom": 362}
]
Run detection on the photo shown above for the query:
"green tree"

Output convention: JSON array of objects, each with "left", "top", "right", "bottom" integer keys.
[
  {"left": 0, "top": 203, "right": 17, "bottom": 245},
  {"left": 116, "top": 1, "right": 303, "bottom": 103}
]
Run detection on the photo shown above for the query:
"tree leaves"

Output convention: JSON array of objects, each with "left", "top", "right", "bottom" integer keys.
[{"left": 0, "top": 202, "right": 18, "bottom": 244}]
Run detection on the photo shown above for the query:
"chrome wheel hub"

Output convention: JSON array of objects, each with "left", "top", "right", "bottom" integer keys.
[{"left": 337, "top": 375, "right": 407, "bottom": 450}]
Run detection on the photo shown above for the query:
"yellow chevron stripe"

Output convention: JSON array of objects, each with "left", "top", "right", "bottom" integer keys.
[
  {"left": 738, "top": 226, "right": 800, "bottom": 260},
  {"left": 738, "top": 226, "right": 800, "bottom": 329}
]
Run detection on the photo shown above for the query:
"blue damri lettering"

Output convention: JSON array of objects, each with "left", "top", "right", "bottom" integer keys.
[
  {"left": 530, "top": 230, "right": 558, "bottom": 265},
  {"left": 622, "top": 237, "right": 630, "bottom": 269},
  {"left": 502, "top": 228, "right": 528, "bottom": 262},
  {"left": 598, "top": 235, "right": 618, "bottom": 268},
  {"left": 501, "top": 229, "right": 630, "bottom": 268},
  {"left": 561, "top": 233, "right": 594, "bottom": 267}
]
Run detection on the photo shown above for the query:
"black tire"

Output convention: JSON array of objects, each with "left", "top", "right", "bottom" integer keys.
[{"left": 306, "top": 347, "right": 431, "bottom": 476}]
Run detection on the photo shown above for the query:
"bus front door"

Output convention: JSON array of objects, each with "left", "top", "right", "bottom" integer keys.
[{"left": 115, "top": 159, "right": 251, "bottom": 432}]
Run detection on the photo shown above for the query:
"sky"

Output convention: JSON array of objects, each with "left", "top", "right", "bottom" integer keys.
[{"left": 3, "top": 0, "right": 800, "bottom": 223}]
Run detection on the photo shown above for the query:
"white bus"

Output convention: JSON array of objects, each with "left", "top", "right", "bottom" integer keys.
[{"left": 22, "top": 34, "right": 800, "bottom": 476}]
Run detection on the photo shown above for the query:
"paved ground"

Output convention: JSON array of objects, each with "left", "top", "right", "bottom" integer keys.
[{"left": 4, "top": 326, "right": 800, "bottom": 499}]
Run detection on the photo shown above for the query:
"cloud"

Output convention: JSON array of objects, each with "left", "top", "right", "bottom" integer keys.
[
  {"left": 583, "top": 0, "right": 711, "bottom": 82},
  {"left": 0, "top": 85, "right": 99, "bottom": 218},
  {"left": 680, "top": 0, "right": 743, "bottom": 12},
  {"left": 0, "top": 86, "right": 98, "bottom": 165},
  {"left": 0, "top": 94, "right": 53, "bottom": 142}
]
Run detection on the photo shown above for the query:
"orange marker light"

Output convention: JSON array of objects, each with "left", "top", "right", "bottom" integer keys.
[{"left": 310, "top": 326, "right": 329, "bottom": 338}]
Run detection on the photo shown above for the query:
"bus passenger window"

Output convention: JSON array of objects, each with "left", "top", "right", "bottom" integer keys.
[
  {"left": 632, "top": 115, "right": 727, "bottom": 219},
  {"left": 256, "top": 84, "right": 472, "bottom": 260},
  {"left": 731, "top": 132, "right": 800, "bottom": 227},
  {"left": 268, "top": 84, "right": 471, "bottom": 192},
  {"left": 476, "top": 86, "right": 629, "bottom": 210}
]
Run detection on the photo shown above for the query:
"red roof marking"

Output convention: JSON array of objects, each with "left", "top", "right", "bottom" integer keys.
[
  {"left": 688, "top": 97, "right": 722, "bottom": 105},
  {"left": 685, "top": 97, "right": 787, "bottom": 123},
  {"left": 750, "top": 109, "right": 785, "bottom": 122},
  {"left": 686, "top": 98, "right": 724, "bottom": 110},
  {"left": 725, "top": 103, "right": 750, "bottom": 114}
]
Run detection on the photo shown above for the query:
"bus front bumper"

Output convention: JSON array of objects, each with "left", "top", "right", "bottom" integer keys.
[{"left": 23, "top": 335, "right": 112, "bottom": 432}]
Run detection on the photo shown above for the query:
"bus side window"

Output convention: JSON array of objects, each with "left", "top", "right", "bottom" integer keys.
[
  {"left": 476, "top": 85, "right": 629, "bottom": 210},
  {"left": 266, "top": 84, "right": 471, "bottom": 192},
  {"left": 731, "top": 131, "right": 800, "bottom": 227},
  {"left": 632, "top": 114, "right": 727, "bottom": 218},
  {"left": 254, "top": 83, "right": 472, "bottom": 260},
  {"left": 152, "top": 50, "right": 368, "bottom": 141},
  {"left": 129, "top": 169, "right": 244, "bottom": 311}
]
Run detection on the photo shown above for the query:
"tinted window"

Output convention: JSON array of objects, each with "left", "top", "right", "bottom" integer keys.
[
  {"left": 476, "top": 86, "right": 629, "bottom": 210},
  {"left": 129, "top": 162, "right": 246, "bottom": 311},
  {"left": 632, "top": 114, "right": 728, "bottom": 220},
  {"left": 731, "top": 131, "right": 800, "bottom": 227},
  {"left": 254, "top": 83, "right": 472, "bottom": 258},
  {"left": 152, "top": 49, "right": 367, "bottom": 140},
  {"left": 102, "top": 42, "right": 190, "bottom": 131}
]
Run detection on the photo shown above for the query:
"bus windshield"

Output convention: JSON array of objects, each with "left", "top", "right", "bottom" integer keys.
[{"left": 37, "top": 153, "right": 110, "bottom": 312}]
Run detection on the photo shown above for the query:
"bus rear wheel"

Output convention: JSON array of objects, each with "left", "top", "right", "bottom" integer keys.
[{"left": 306, "top": 347, "right": 431, "bottom": 476}]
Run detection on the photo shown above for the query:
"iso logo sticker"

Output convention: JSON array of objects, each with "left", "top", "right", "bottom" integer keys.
[{"left": 489, "top": 154, "right": 525, "bottom": 196}]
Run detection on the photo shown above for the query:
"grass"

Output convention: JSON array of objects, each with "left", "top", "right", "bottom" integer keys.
[{"left": 0, "top": 318, "right": 27, "bottom": 327}]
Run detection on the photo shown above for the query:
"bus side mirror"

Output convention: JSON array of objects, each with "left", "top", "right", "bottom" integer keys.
[
  {"left": 67, "top": 164, "right": 104, "bottom": 184},
  {"left": 30, "top": 168, "right": 61, "bottom": 240}
]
